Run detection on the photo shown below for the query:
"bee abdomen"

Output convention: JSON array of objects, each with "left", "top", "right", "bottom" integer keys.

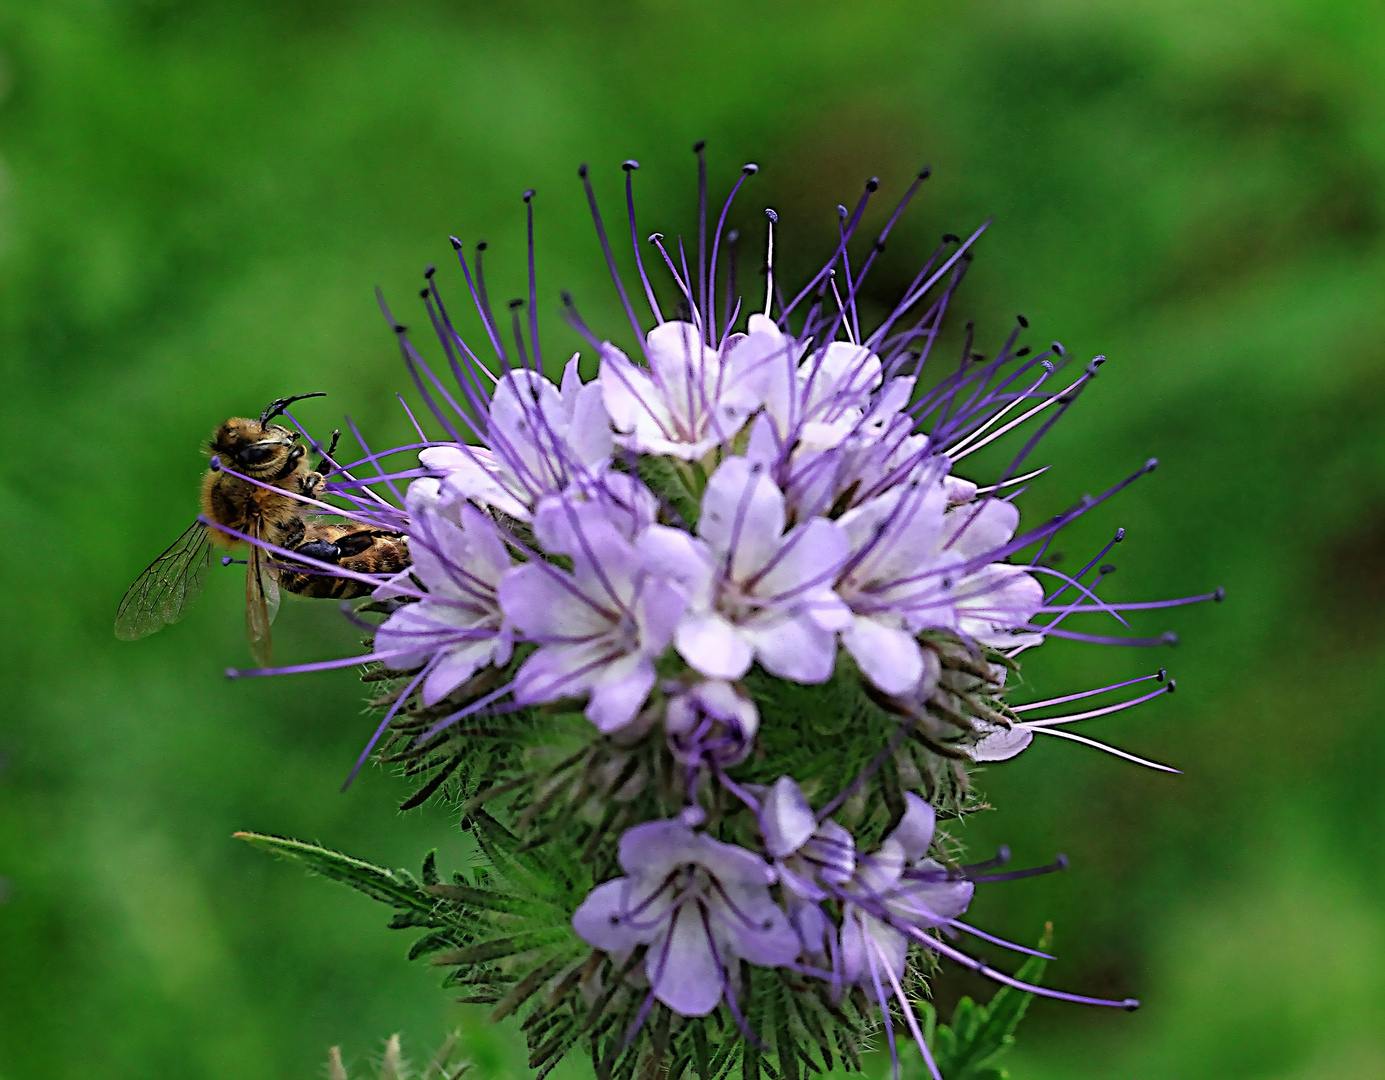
[{"left": 280, "top": 526, "right": 411, "bottom": 600}]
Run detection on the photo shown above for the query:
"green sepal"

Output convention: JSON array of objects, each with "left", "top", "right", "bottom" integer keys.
[{"left": 636, "top": 454, "right": 702, "bottom": 528}]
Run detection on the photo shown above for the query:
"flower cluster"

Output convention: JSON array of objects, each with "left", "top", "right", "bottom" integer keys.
[{"left": 231, "top": 151, "right": 1220, "bottom": 1080}]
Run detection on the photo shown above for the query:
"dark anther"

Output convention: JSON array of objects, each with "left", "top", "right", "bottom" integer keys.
[
  {"left": 1014, "top": 346, "right": 1031, "bottom": 357},
  {"left": 508, "top": 298, "right": 523, "bottom": 309},
  {"left": 449, "top": 236, "right": 462, "bottom": 250},
  {"left": 1056, "top": 853, "right": 1070, "bottom": 871},
  {"left": 865, "top": 176, "right": 879, "bottom": 192},
  {"left": 962, "top": 251, "right": 975, "bottom": 262},
  {"left": 874, "top": 237, "right": 887, "bottom": 252},
  {"left": 221, "top": 555, "right": 234, "bottom": 567},
  {"left": 419, "top": 288, "right": 429, "bottom": 299},
  {"left": 727, "top": 229, "right": 739, "bottom": 242},
  {"left": 1099, "top": 563, "right": 1116, "bottom": 575},
  {"left": 394, "top": 324, "right": 407, "bottom": 334},
  {"left": 209, "top": 455, "right": 222, "bottom": 471},
  {"left": 692, "top": 140, "right": 706, "bottom": 153},
  {"left": 1167, "top": 679, "right": 1178, "bottom": 693},
  {"left": 837, "top": 204, "right": 848, "bottom": 220},
  {"left": 1017, "top": 313, "right": 1029, "bottom": 327},
  {"left": 476, "top": 241, "right": 487, "bottom": 251},
  {"left": 424, "top": 264, "right": 436, "bottom": 278},
  {"left": 765, "top": 209, "right": 778, "bottom": 223},
  {"left": 648, "top": 231, "right": 664, "bottom": 242},
  {"left": 1124, "top": 1000, "right": 1141, "bottom": 1012},
  {"left": 918, "top": 166, "right": 932, "bottom": 180},
  {"left": 522, "top": 188, "right": 535, "bottom": 202},
  {"left": 1214, "top": 586, "right": 1226, "bottom": 602},
  {"left": 965, "top": 319, "right": 975, "bottom": 330},
  {"left": 742, "top": 163, "right": 759, "bottom": 175},
  {"left": 1157, "top": 668, "right": 1167, "bottom": 681},
  {"left": 942, "top": 233, "right": 961, "bottom": 243},
  {"left": 971, "top": 352, "right": 987, "bottom": 363},
  {"left": 622, "top": 159, "right": 640, "bottom": 172},
  {"left": 1144, "top": 457, "right": 1159, "bottom": 472},
  {"left": 1052, "top": 341, "right": 1066, "bottom": 356},
  {"left": 1161, "top": 631, "right": 1179, "bottom": 646},
  {"left": 1115, "top": 527, "right": 1126, "bottom": 541},
  {"left": 560, "top": 290, "right": 574, "bottom": 306},
  {"left": 578, "top": 163, "right": 589, "bottom": 179}
]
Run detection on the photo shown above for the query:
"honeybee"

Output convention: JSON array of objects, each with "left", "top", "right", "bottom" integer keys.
[{"left": 115, "top": 394, "right": 410, "bottom": 664}]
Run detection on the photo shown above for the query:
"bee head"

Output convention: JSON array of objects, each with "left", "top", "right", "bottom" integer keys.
[{"left": 209, "top": 416, "right": 304, "bottom": 478}]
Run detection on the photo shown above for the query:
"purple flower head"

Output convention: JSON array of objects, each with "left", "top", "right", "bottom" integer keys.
[
  {"left": 371, "top": 478, "right": 513, "bottom": 705},
  {"left": 664, "top": 679, "right": 759, "bottom": 770},
  {"left": 211, "top": 153, "right": 1223, "bottom": 1080},
  {"left": 572, "top": 818, "right": 799, "bottom": 1017}
]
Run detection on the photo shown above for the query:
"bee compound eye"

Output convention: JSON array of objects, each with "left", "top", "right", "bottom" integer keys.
[{"left": 236, "top": 443, "right": 277, "bottom": 466}]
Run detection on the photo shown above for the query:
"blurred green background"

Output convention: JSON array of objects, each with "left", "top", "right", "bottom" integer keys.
[{"left": 3, "top": 1, "right": 1384, "bottom": 1076}]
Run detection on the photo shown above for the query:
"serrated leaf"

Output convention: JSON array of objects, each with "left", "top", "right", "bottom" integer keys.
[{"left": 234, "top": 831, "right": 434, "bottom": 914}]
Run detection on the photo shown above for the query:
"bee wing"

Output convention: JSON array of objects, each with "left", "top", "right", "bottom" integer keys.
[
  {"left": 245, "top": 529, "right": 282, "bottom": 667},
  {"left": 115, "top": 521, "right": 214, "bottom": 640}
]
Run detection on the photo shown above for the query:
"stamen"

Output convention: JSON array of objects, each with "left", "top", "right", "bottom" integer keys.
[
  {"left": 622, "top": 160, "right": 664, "bottom": 323},
  {"left": 1013, "top": 670, "right": 1168, "bottom": 713},
  {"left": 523, "top": 188, "right": 541, "bottom": 370},
  {"left": 342, "top": 654, "right": 438, "bottom": 791},
  {"left": 763, "top": 209, "right": 777, "bottom": 317},
  {"left": 1032, "top": 726, "right": 1181, "bottom": 773},
  {"left": 944, "top": 921, "right": 1056, "bottom": 959},
  {"left": 873, "top": 934, "right": 943, "bottom": 1080},
  {"left": 1023, "top": 682, "right": 1175, "bottom": 728},
  {"left": 965, "top": 853, "right": 1068, "bottom": 883},
  {"left": 707, "top": 162, "right": 757, "bottom": 344},
  {"left": 472, "top": 241, "right": 508, "bottom": 366},
  {"left": 448, "top": 236, "right": 507, "bottom": 363},
  {"left": 694, "top": 140, "right": 708, "bottom": 344},
  {"left": 911, "top": 928, "right": 1140, "bottom": 1011}
]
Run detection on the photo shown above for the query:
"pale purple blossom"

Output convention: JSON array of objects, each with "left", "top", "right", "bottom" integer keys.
[
  {"left": 664, "top": 680, "right": 759, "bottom": 769},
  {"left": 571, "top": 819, "right": 799, "bottom": 1016},
  {"left": 371, "top": 478, "right": 512, "bottom": 705},
  {"left": 422, "top": 358, "right": 612, "bottom": 521},
  {"left": 836, "top": 488, "right": 1045, "bottom": 668},
  {"left": 497, "top": 498, "right": 684, "bottom": 732},
  {"left": 599, "top": 319, "right": 773, "bottom": 460},
  {"left": 839, "top": 793, "right": 974, "bottom": 985},
  {"left": 649, "top": 456, "right": 851, "bottom": 684},
  {"left": 758, "top": 776, "right": 856, "bottom": 958}
]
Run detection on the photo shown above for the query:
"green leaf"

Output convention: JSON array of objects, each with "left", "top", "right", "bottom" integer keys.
[
  {"left": 234, "top": 831, "right": 434, "bottom": 915},
  {"left": 914, "top": 926, "right": 1052, "bottom": 1080}
]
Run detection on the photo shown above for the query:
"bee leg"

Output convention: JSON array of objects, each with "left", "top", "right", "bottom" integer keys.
[
  {"left": 298, "top": 470, "right": 324, "bottom": 497},
  {"left": 314, "top": 429, "right": 341, "bottom": 474}
]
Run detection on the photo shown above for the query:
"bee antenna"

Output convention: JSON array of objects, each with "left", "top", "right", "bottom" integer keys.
[{"left": 260, "top": 392, "right": 327, "bottom": 426}]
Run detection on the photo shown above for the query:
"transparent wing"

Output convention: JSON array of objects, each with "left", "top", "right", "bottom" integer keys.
[
  {"left": 115, "top": 521, "right": 214, "bottom": 641},
  {"left": 245, "top": 535, "right": 281, "bottom": 667}
]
